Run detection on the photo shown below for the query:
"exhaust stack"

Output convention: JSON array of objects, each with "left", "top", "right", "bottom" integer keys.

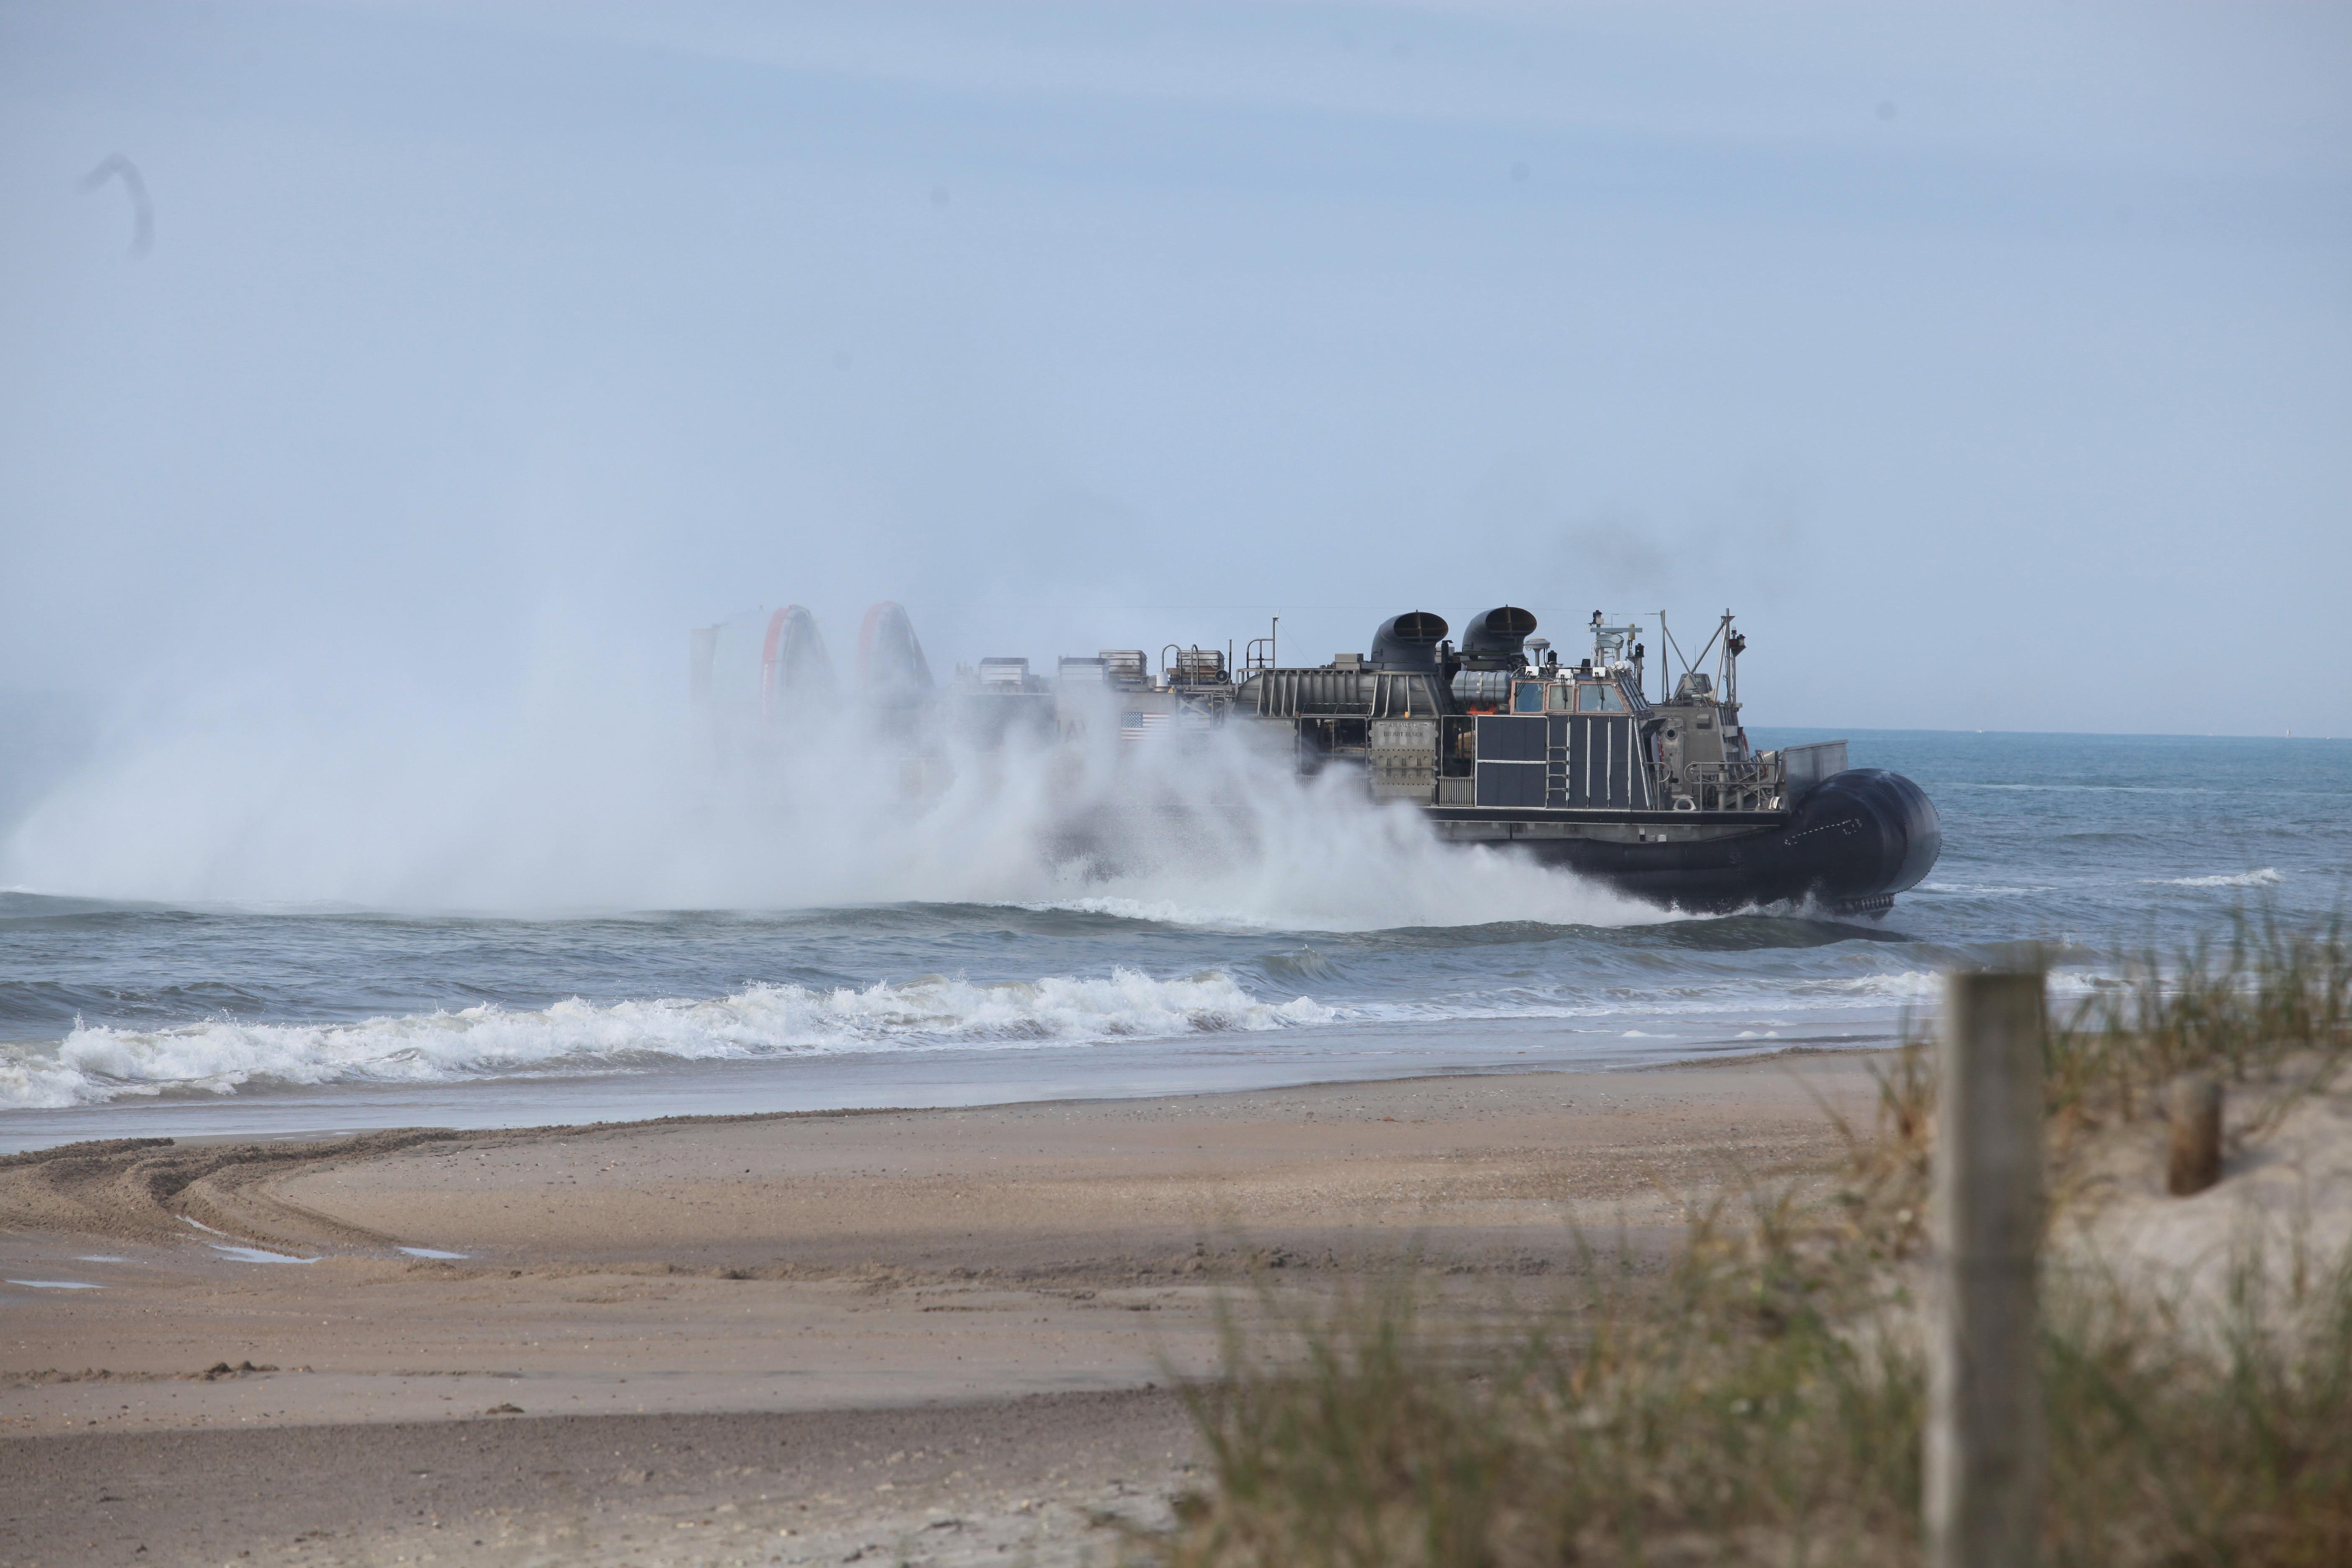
[
  {"left": 1369, "top": 610, "right": 1449, "bottom": 673},
  {"left": 1459, "top": 606, "right": 1538, "bottom": 670}
]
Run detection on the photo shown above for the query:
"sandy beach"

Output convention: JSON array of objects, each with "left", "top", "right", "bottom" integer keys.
[{"left": 3, "top": 1053, "right": 1881, "bottom": 1566}]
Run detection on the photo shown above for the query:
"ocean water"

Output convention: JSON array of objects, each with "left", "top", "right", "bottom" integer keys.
[{"left": 2, "top": 730, "right": 2344, "bottom": 1151}]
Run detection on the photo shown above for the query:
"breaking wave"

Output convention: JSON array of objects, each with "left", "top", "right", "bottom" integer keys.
[
  {"left": 2146, "top": 868, "right": 2283, "bottom": 889},
  {"left": 0, "top": 969, "right": 1336, "bottom": 1109},
  {"left": 0, "top": 957, "right": 1998, "bottom": 1111}
]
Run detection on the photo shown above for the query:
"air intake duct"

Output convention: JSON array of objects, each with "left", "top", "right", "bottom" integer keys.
[
  {"left": 1460, "top": 606, "right": 1538, "bottom": 668},
  {"left": 761, "top": 604, "right": 835, "bottom": 722},
  {"left": 1369, "top": 610, "right": 1449, "bottom": 672},
  {"left": 858, "top": 601, "right": 934, "bottom": 700}
]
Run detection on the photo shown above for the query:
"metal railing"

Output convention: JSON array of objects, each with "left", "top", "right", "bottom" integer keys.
[{"left": 1681, "top": 758, "right": 1785, "bottom": 812}]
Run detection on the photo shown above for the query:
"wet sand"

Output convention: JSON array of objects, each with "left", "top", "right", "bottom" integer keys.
[{"left": 2, "top": 1053, "right": 1881, "bottom": 1565}]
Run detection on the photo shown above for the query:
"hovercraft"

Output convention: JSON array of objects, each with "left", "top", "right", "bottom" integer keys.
[
  {"left": 691, "top": 603, "right": 1940, "bottom": 916},
  {"left": 1222, "top": 606, "right": 1939, "bottom": 916}
]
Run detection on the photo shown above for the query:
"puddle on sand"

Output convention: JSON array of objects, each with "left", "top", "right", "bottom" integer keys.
[
  {"left": 181, "top": 1215, "right": 321, "bottom": 1263},
  {"left": 397, "top": 1246, "right": 468, "bottom": 1260},
  {"left": 209, "top": 1243, "right": 321, "bottom": 1265},
  {"left": 7, "top": 1279, "right": 102, "bottom": 1289},
  {"left": 77, "top": 1254, "right": 130, "bottom": 1263}
]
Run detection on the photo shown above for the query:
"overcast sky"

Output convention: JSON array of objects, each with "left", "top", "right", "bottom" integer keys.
[{"left": 3, "top": 0, "right": 2347, "bottom": 744}]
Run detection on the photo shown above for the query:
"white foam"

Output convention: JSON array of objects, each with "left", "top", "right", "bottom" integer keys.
[
  {"left": 1, "top": 968, "right": 1337, "bottom": 1107},
  {"left": 7, "top": 1279, "right": 102, "bottom": 1289},
  {"left": 75, "top": 1255, "right": 129, "bottom": 1263},
  {"left": 0, "top": 1050, "right": 98, "bottom": 1112},
  {"left": 2145, "top": 868, "right": 2283, "bottom": 888},
  {"left": 0, "top": 952, "right": 1980, "bottom": 1109},
  {"left": 1799, "top": 970, "right": 1944, "bottom": 1002}
]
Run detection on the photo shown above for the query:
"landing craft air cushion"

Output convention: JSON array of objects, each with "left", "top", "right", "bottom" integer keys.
[{"left": 690, "top": 603, "right": 1940, "bottom": 916}]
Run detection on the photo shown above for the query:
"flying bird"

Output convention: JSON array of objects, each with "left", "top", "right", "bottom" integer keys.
[{"left": 78, "top": 154, "right": 153, "bottom": 258}]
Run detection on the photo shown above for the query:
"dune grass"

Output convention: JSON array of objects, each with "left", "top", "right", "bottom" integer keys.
[
  {"left": 2048, "top": 913, "right": 2350, "bottom": 1137},
  {"left": 1146, "top": 919, "right": 2352, "bottom": 1567}
]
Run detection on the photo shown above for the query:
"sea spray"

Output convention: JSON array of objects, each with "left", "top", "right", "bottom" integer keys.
[{"left": 0, "top": 674, "right": 1663, "bottom": 931}]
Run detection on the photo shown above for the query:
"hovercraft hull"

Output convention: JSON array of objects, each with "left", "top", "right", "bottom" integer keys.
[{"left": 1428, "top": 768, "right": 1941, "bottom": 916}]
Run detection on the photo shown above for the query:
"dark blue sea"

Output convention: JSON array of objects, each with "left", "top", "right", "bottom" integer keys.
[{"left": 3, "top": 730, "right": 2344, "bottom": 1151}]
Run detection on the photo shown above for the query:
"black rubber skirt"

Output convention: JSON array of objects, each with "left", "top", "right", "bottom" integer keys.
[{"left": 1513, "top": 769, "right": 1942, "bottom": 916}]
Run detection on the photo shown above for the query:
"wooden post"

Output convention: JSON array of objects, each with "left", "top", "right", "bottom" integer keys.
[
  {"left": 2166, "top": 1073, "right": 2223, "bottom": 1196},
  {"left": 1926, "top": 969, "right": 2046, "bottom": 1568}
]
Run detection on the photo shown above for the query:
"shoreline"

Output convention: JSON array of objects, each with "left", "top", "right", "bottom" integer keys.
[
  {"left": 3, "top": 1052, "right": 1887, "bottom": 1566},
  {"left": 0, "top": 1035, "right": 1892, "bottom": 1156}
]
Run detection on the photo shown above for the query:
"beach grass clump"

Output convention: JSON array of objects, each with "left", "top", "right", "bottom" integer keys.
[
  {"left": 2042, "top": 1233, "right": 2352, "bottom": 1567},
  {"left": 1148, "top": 920, "right": 2352, "bottom": 1568},
  {"left": 1156, "top": 1193, "right": 2352, "bottom": 1568},
  {"left": 2048, "top": 912, "right": 2351, "bottom": 1133},
  {"left": 1162, "top": 1196, "right": 1925, "bottom": 1568}
]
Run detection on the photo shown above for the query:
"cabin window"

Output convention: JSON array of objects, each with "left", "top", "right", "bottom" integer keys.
[
  {"left": 1547, "top": 684, "right": 1573, "bottom": 712},
  {"left": 1512, "top": 682, "right": 1547, "bottom": 714},
  {"left": 1576, "top": 683, "right": 1625, "bottom": 713}
]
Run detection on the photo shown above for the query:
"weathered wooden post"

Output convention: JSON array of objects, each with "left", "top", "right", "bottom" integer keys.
[
  {"left": 1926, "top": 968, "right": 2046, "bottom": 1568},
  {"left": 2166, "top": 1073, "right": 2223, "bottom": 1196}
]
